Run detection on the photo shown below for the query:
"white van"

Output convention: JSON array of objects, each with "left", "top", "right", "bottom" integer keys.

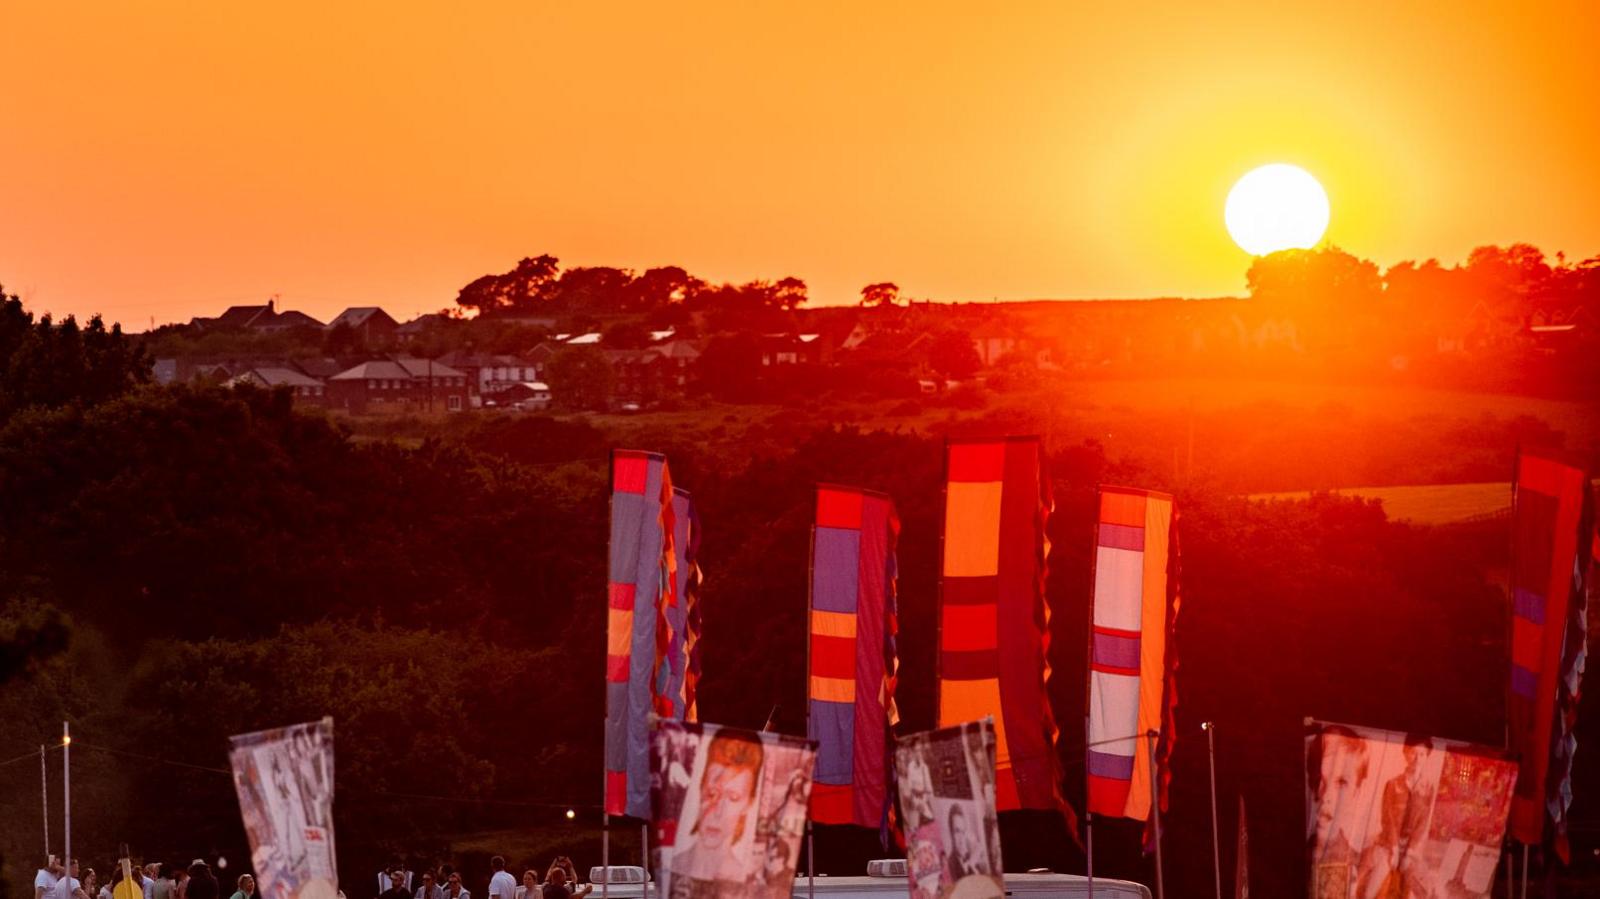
[{"left": 588, "top": 865, "right": 1149, "bottom": 899}]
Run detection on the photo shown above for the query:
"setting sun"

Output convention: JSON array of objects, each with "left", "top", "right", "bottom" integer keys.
[{"left": 1224, "top": 163, "right": 1331, "bottom": 256}]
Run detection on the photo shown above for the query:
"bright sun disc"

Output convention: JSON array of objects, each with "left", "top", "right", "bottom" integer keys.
[{"left": 1224, "top": 163, "right": 1330, "bottom": 256}]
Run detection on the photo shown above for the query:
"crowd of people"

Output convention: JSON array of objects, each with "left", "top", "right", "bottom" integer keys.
[
  {"left": 377, "top": 857, "right": 595, "bottom": 899},
  {"left": 32, "top": 854, "right": 592, "bottom": 899},
  {"left": 33, "top": 856, "right": 251, "bottom": 899}
]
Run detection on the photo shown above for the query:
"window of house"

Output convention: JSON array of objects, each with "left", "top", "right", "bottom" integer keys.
[{"left": 447, "top": 395, "right": 462, "bottom": 411}]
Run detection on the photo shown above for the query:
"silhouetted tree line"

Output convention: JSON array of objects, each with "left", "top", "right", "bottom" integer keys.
[{"left": 455, "top": 255, "right": 808, "bottom": 324}]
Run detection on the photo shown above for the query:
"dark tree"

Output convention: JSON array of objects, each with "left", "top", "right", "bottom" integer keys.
[
  {"left": 455, "top": 254, "right": 561, "bottom": 315},
  {"left": 860, "top": 281, "right": 900, "bottom": 307}
]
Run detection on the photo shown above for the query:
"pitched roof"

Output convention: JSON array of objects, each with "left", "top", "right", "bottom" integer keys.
[
  {"left": 263, "top": 310, "right": 326, "bottom": 329},
  {"left": 214, "top": 303, "right": 275, "bottom": 329},
  {"left": 237, "top": 367, "right": 323, "bottom": 388},
  {"left": 327, "top": 307, "right": 399, "bottom": 330},
  {"left": 293, "top": 357, "right": 346, "bottom": 378},
  {"left": 330, "top": 360, "right": 413, "bottom": 381},
  {"left": 393, "top": 357, "right": 467, "bottom": 378},
  {"left": 566, "top": 332, "right": 602, "bottom": 345}
]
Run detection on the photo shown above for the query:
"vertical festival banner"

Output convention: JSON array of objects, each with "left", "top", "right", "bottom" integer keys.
[
  {"left": 1305, "top": 720, "right": 1517, "bottom": 899},
  {"left": 228, "top": 718, "right": 337, "bottom": 899},
  {"left": 1507, "top": 451, "right": 1593, "bottom": 852},
  {"left": 1086, "top": 486, "right": 1179, "bottom": 822},
  {"left": 808, "top": 484, "right": 900, "bottom": 830},
  {"left": 936, "top": 437, "right": 1065, "bottom": 816},
  {"left": 650, "top": 721, "right": 817, "bottom": 899},
  {"left": 895, "top": 719, "right": 1005, "bottom": 899},
  {"left": 658, "top": 487, "right": 704, "bottom": 721},
  {"left": 607, "top": 449, "right": 677, "bottom": 818}
]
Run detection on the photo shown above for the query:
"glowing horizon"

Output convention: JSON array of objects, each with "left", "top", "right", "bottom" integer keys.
[{"left": 2, "top": 2, "right": 1597, "bottom": 327}]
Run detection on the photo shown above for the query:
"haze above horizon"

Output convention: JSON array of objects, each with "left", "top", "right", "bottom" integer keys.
[{"left": 3, "top": 2, "right": 1597, "bottom": 326}]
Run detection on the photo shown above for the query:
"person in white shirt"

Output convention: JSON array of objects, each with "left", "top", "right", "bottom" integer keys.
[
  {"left": 487, "top": 857, "right": 516, "bottom": 899},
  {"left": 55, "top": 860, "right": 82, "bottom": 899},
  {"left": 35, "top": 856, "right": 62, "bottom": 899}
]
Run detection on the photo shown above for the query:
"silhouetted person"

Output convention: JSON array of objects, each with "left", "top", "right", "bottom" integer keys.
[{"left": 184, "top": 863, "right": 217, "bottom": 899}]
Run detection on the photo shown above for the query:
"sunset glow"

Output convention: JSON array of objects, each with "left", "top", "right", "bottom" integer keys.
[{"left": 2, "top": 3, "right": 1598, "bottom": 323}]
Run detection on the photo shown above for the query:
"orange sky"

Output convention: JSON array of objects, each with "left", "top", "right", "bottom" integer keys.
[{"left": 4, "top": 2, "right": 1598, "bottom": 328}]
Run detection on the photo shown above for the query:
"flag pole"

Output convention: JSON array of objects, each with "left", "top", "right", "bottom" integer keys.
[
  {"left": 1204, "top": 722, "right": 1221, "bottom": 899},
  {"left": 805, "top": 490, "right": 817, "bottom": 899},
  {"left": 603, "top": 450, "right": 614, "bottom": 899},
  {"left": 1085, "top": 487, "right": 1103, "bottom": 899},
  {"left": 1148, "top": 731, "right": 1164, "bottom": 899},
  {"left": 640, "top": 824, "right": 650, "bottom": 899},
  {"left": 61, "top": 722, "right": 71, "bottom": 899},
  {"left": 41, "top": 744, "right": 49, "bottom": 859},
  {"left": 1520, "top": 844, "right": 1528, "bottom": 899}
]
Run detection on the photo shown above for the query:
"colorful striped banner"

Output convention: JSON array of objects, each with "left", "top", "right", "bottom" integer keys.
[
  {"left": 605, "top": 449, "right": 677, "bottom": 818},
  {"left": 1508, "top": 451, "right": 1592, "bottom": 848},
  {"left": 937, "top": 437, "right": 1064, "bottom": 814},
  {"left": 656, "top": 487, "right": 703, "bottom": 721},
  {"left": 808, "top": 484, "right": 900, "bottom": 828},
  {"left": 1087, "top": 485, "right": 1178, "bottom": 822}
]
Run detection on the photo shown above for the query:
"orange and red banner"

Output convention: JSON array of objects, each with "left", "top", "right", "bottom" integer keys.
[{"left": 936, "top": 437, "right": 1065, "bottom": 815}]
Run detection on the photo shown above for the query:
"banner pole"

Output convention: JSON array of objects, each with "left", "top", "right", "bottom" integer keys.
[
  {"left": 601, "top": 814, "right": 610, "bottom": 899},
  {"left": 806, "top": 821, "right": 815, "bottom": 899},
  {"left": 1204, "top": 723, "right": 1221, "bottom": 899},
  {"left": 61, "top": 722, "right": 71, "bottom": 899},
  {"left": 1519, "top": 844, "right": 1528, "bottom": 899},
  {"left": 41, "top": 744, "right": 49, "bottom": 859},
  {"left": 1148, "top": 731, "right": 1164, "bottom": 899},
  {"left": 640, "top": 824, "right": 650, "bottom": 899},
  {"left": 1085, "top": 487, "right": 1102, "bottom": 899}
]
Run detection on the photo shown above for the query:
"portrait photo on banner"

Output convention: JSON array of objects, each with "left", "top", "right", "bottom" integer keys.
[
  {"left": 650, "top": 720, "right": 817, "bottom": 899},
  {"left": 1305, "top": 719, "right": 1517, "bottom": 899},
  {"left": 895, "top": 718, "right": 1004, "bottom": 899},
  {"left": 229, "top": 717, "right": 338, "bottom": 899}
]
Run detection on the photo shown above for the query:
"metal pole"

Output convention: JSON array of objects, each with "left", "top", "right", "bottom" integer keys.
[
  {"left": 41, "top": 744, "right": 49, "bottom": 858},
  {"left": 1148, "top": 731, "right": 1164, "bottom": 899},
  {"left": 600, "top": 814, "right": 610, "bottom": 899},
  {"left": 61, "top": 722, "right": 71, "bottom": 899},
  {"left": 806, "top": 821, "right": 815, "bottom": 899},
  {"left": 1519, "top": 844, "right": 1528, "bottom": 899},
  {"left": 640, "top": 824, "right": 650, "bottom": 899},
  {"left": 1085, "top": 486, "right": 1103, "bottom": 899},
  {"left": 1205, "top": 723, "right": 1221, "bottom": 899}
]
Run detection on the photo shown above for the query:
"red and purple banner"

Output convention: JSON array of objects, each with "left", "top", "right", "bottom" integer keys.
[
  {"left": 605, "top": 449, "right": 677, "bottom": 818},
  {"left": 937, "top": 437, "right": 1066, "bottom": 817},
  {"left": 808, "top": 484, "right": 900, "bottom": 828},
  {"left": 1508, "top": 451, "right": 1593, "bottom": 851}
]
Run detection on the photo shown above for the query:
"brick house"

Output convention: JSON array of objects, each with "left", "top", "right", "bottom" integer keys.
[{"left": 326, "top": 358, "right": 469, "bottom": 413}]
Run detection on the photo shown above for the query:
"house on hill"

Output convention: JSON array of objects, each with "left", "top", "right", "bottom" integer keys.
[
  {"left": 327, "top": 307, "right": 400, "bottom": 344},
  {"left": 208, "top": 300, "right": 278, "bottom": 330},
  {"left": 326, "top": 357, "right": 468, "bottom": 414},
  {"left": 435, "top": 351, "right": 542, "bottom": 397},
  {"left": 227, "top": 367, "right": 327, "bottom": 405}
]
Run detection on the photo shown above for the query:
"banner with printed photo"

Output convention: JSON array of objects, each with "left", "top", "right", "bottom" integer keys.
[
  {"left": 1305, "top": 720, "right": 1516, "bottom": 899},
  {"left": 895, "top": 719, "right": 1004, "bottom": 899},
  {"left": 229, "top": 717, "right": 337, "bottom": 899},
  {"left": 650, "top": 721, "right": 817, "bottom": 899}
]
